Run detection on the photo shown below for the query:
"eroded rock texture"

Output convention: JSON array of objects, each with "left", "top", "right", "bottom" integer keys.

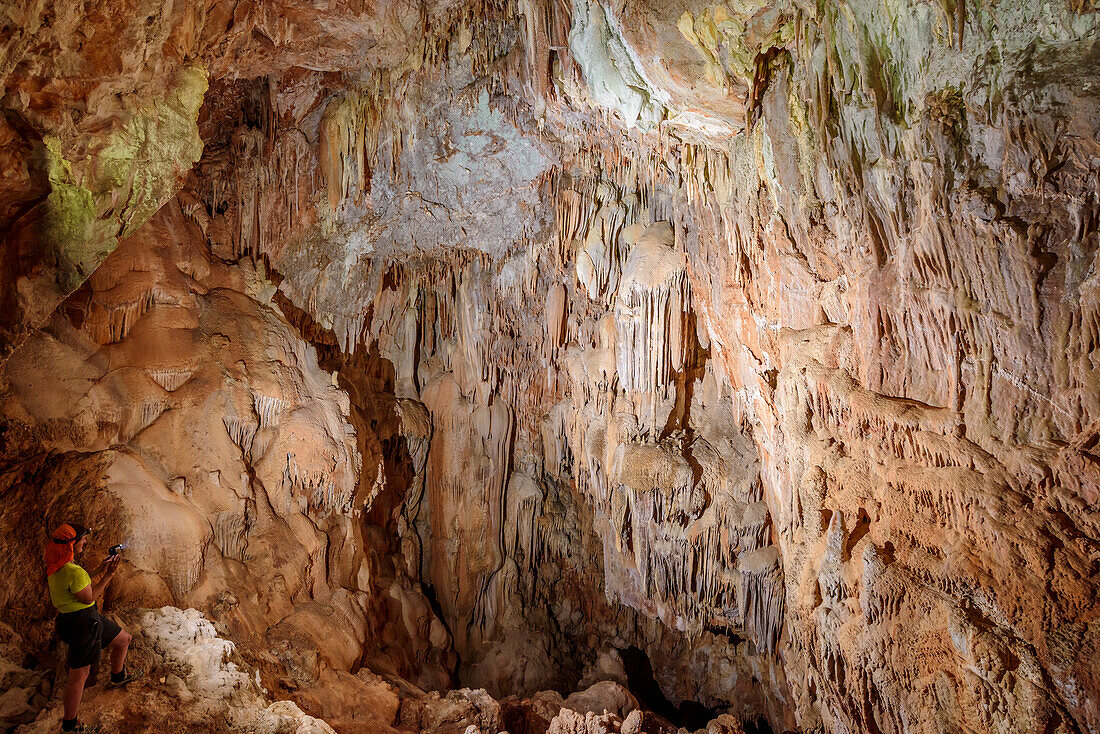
[
  {"left": 0, "top": 198, "right": 454, "bottom": 727},
  {"left": 2, "top": 0, "right": 1100, "bottom": 733}
]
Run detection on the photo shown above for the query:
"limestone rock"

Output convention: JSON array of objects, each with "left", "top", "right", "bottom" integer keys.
[
  {"left": 3, "top": 1, "right": 1100, "bottom": 733},
  {"left": 562, "top": 681, "right": 639, "bottom": 718}
]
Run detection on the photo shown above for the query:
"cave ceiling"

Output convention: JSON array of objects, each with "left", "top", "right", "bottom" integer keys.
[{"left": 2, "top": 1, "right": 1100, "bottom": 733}]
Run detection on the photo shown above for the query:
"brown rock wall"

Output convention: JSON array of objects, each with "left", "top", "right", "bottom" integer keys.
[{"left": 3, "top": 1, "right": 1100, "bottom": 732}]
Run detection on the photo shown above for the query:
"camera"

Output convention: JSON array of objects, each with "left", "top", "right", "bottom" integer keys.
[{"left": 107, "top": 544, "right": 124, "bottom": 557}]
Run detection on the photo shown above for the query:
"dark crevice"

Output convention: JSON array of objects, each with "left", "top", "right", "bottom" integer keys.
[
  {"left": 844, "top": 508, "right": 872, "bottom": 560},
  {"left": 421, "top": 581, "right": 460, "bottom": 686},
  {"left": 618, "top": 646, "right": 721, "bottom": 730},
  {"left": 744, "top": 717, "right": 776, "bottom": 734}
]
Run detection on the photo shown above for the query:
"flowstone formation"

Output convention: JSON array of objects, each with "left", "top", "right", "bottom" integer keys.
[{"left": 2, "top": 0, "right": 1100, "bottom": 733}]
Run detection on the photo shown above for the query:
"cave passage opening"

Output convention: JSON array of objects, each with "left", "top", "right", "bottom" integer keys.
[
  {"left": 617, "top": 646, "right": 774, "bottom": 731},
  {"left": 744, "top": 717, "right": 777, "bottom": 734}
]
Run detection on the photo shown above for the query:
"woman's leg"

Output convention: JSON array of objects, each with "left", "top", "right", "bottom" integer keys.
[
  {"left": 108, "top": 628, "right": 130, "bottom": 674},
  {"left": 63, "top": 665, "right": 91, "bottom": 719}
]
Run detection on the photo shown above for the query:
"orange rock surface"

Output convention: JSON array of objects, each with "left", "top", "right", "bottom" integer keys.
[{"left": 2, "top": 1, "right": 1099, "bottom": 733}]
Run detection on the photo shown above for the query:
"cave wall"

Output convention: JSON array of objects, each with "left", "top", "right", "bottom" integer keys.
[
  {"left": 0, "top": 198, "right": 458, "bottom": 730},
  {"left": 3, "top": 1, "right": 1100, "bottom": 733}
]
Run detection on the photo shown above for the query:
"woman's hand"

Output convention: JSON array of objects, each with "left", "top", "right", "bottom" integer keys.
[
  {"left": 90, "top": 554, "right": 117, "bottom": 576},
  {"left": 86, "top": 554, "right": 122, "bottom": 601},
  {"left": 104, "top": 554, "right": 121, "bottom": 575}
]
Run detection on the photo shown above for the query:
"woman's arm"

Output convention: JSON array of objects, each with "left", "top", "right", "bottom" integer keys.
[{"left": 73, "top": 556, "right": 119, "bottom": 604}]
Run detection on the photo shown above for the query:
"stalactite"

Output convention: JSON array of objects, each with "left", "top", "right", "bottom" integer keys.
[
  {"left": 121, "top": 399, "right": 168, "bottom": 442},
  {"left": 252, "top": 393, "right": 289, "bottom": 429},
  {"left": 213, "top": 509, "right": 250, "bottom": 561},
  {"left": 546, "top": 282, "right": 568, "bottom": 348},
  {"left": 148, "top": 367, "right": 194, "bottom": 392},
  {"left": 223, "top": 416, "right": 257, "bottom": 453},
  {"left": 738, "top": 502, "right": 771, "bottom": 554},
  {"left": 86, "top": 291, "right": 157, "bottom": 344},
  {"left": 614, "top": 223, "right": 690, "bottom": 407},
  {"left": 738, "top": 547, "right": 784, "bottom": 655}
]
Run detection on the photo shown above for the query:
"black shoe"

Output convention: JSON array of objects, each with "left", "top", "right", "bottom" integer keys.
[
  {"left": 108, "top": 668, "right": 141, "bottom": 688},
  {"left": 61, "top": 722, "right": 98, "bottom": 733}
]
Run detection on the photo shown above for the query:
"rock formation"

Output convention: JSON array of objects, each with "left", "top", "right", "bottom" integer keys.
[{"left": 2, "top": 0, "right": 1099, "bottom": 733}]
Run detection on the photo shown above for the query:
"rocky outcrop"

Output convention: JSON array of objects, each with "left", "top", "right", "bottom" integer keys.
[
  {"left": 3, "top": 1, "right": 1100, "bottom": 733},
  {"left": 0, "top": 197, "right": 455, "bottom": 725}
]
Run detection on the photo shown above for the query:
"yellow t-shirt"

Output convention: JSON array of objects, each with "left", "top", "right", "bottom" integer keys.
[{"left": 48, "top": 563, "right": 94, "bottom": 613}]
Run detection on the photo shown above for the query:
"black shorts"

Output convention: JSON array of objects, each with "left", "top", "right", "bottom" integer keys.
[{"left": 56, "top": 606, "right": 122, "bottom": 669}]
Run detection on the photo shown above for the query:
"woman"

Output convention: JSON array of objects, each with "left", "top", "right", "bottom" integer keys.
[{"left": 45, "top": 523, "right": 137, "bottom": 733}]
